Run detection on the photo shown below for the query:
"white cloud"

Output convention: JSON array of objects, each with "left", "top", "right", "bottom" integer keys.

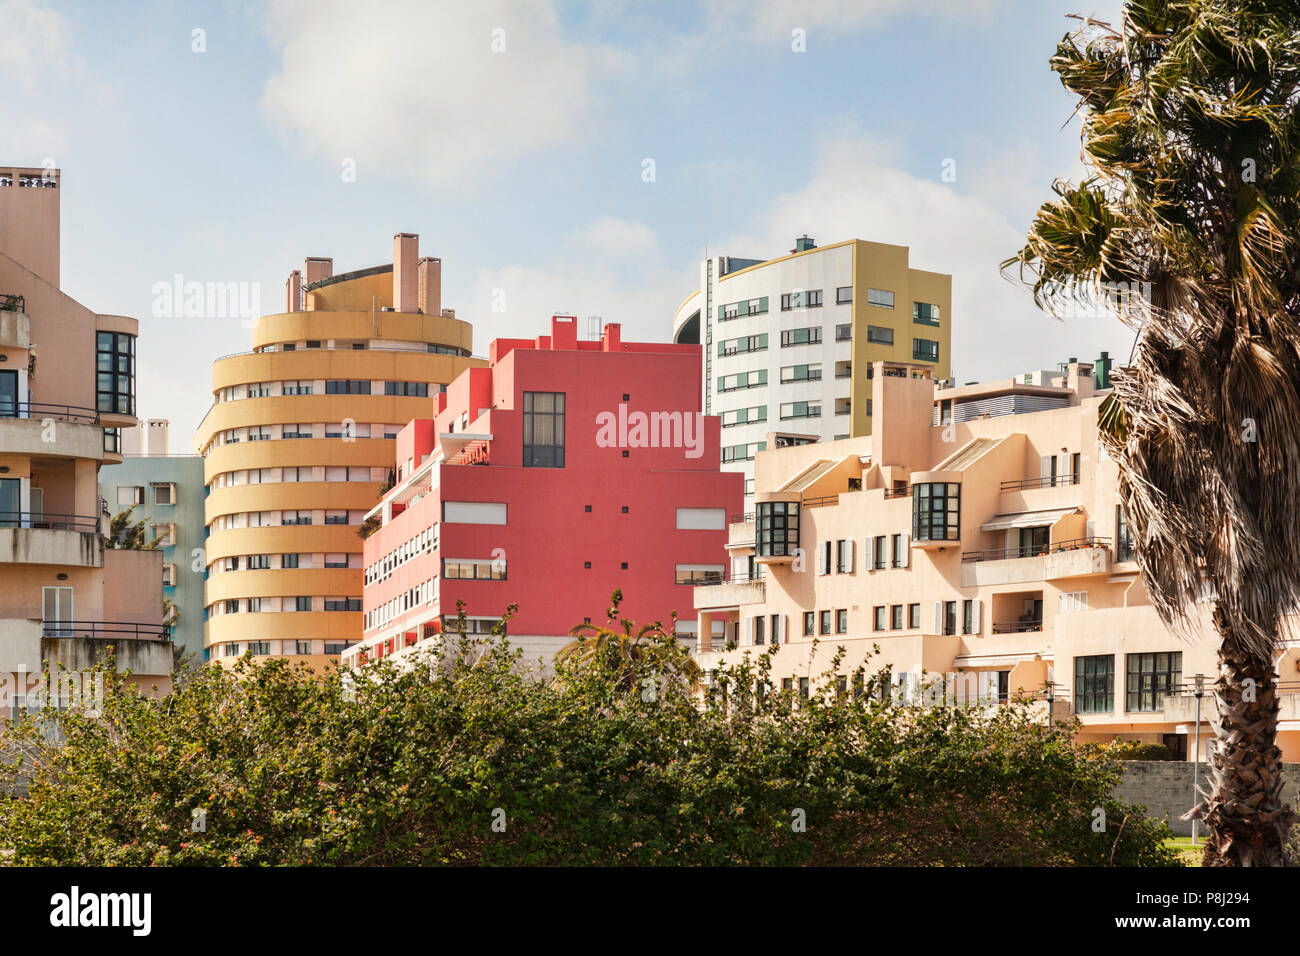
[
  {"left": 707, "top": 0, "right": 1000, "bottom": 37},
  {"left": 573, "top": 216, "right": 659, "bottom": 259},
  {"left": 259, "top": 0, "right": 598, "bottom": 189},
  {"left": 1, "top": 0, "right": 71, "bottom": 87}
]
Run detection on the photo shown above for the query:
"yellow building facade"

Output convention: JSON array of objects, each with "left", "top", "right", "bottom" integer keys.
[{"left": 194, "top": 234, "right": 483, "bottom": 666}]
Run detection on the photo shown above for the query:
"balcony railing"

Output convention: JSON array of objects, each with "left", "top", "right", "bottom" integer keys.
[
  {"left": 695, "top": 571, "right": 767, "bottom": 586},
  {"left": 883, "top": 486, "right": 912, "bottom": 499},
  {"left": 729, "top": 512, "right": 756, "bottom": 523},
  {"left": 42, "top": 620, "right": 171, "bottom": 641},
  {"left": 962, "top": 537, "right": 1110, "bottom": 563},
  {"left": 991, "top": 620, "right": 1044, "bottom": 634},
  {"left": 802, "top": 494, "right": 840, "bottom": 509},
  {"left": 0, "top": 401, "right": 100, "bottom": 424},
  {"left": 0, "top": 293, "right": 24, "bottom": 312},
  {"left": 1000, "top": 475, "right": 1079, "bottom": 491},
  {"left": 0, "top": 512, "right": 100, "bottom": 534}
]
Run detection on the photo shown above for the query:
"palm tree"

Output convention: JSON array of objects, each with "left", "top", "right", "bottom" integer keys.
[
  {"left": 555, "top": 590, "right": 701, "bottom": 694},
  {"left": 1003, "top": 1, "right": 1300, "bottom": 865}
]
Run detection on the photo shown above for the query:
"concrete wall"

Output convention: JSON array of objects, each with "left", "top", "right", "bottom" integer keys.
[{"left": 1116, "top": 760, "right": 1300, "bottom": 836}]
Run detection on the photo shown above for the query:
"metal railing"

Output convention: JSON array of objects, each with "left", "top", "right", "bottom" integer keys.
[
  {"left": 0, "top": 293, "right": 24, "bottom": 312},
  {"left": 729, "top": 512, "right": 756, "bottom": 523},
  {"left": 692, "top": 571, "right": 767, "bottom": 586},
  {"left": 42, "top": 620, "right": 171, "bottom": 641},
  {"left": 1000, "top": 475, "right": 1080, "bottom": 491},
  {"left": 0, "top": 401, "right": 99, "bottom": 424},
  {"left": 962, "top": 537, "right": 1110, "bottom": 563},
  {"left": 1163, "top": 679, "right": 1300, "bottom": 698},
  {"left": 802, "top": 494, "right": 840, "bottom": 508},
  {"left": 0, "top": 512, "right": 100, "bottom": 534},
  {"left": 991, "top": 620, "right": 1044, "bottom": 634},
  {"left": 883, "top": 486, "right": 912, "bottom": 499}
]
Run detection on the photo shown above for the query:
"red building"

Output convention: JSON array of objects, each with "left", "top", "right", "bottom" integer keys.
[{"left": 348, "top": 315, "right": 742, "bottom": 671}]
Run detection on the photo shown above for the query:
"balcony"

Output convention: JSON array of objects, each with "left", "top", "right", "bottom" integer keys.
[
  {"left": 727, "top": 514, "right": 755, "bottom": 550},
  {"left": 991, "top": 620, "right": 1043, "bottom": 635},
  {"left": 42, "top": 620, "right": 173, "bottom": 676},
  {"left": 961, "top": 538, "right": 1110, "bottom": 588},
  {"left": 693, "top": 572, "right": 767, "bottom": 610},
  {"left": 0, "top": 408, "right": 104, "bottom": 459},
  {"left": 0, "top": 301, "right": 29, "bottom": 349},
  {"left": 0, "top": 514, "right": 103, "bottom": 567},
  {"left": 1163, "top": 681, "right": 1300, "bottom": 723}
]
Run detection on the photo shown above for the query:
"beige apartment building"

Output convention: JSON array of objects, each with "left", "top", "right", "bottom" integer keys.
[
  {"left": 693, "top": 355, "right": 1300, "bottom": 762},
  {"left": 0, "top": 164, "right": 172, "bottom": 707}
]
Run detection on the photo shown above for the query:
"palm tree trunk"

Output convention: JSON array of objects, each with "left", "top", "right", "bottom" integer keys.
[{"left": 1197, "top": 609, "right": 1296, "bottom": 866}]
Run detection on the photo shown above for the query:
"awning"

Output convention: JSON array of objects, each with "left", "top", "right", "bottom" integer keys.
[
  {"left": 953, "top": 652, "right": 1048, "bottom": 668},
  {"left": 980, "top": 506, "right": 1078, "bottom": 532}
]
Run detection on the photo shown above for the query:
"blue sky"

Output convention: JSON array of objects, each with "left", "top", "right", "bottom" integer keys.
[{"left": 1, "top": 0, "right": 1127, "bottom": 443}]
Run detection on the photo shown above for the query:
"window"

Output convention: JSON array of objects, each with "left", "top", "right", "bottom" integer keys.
[
  {"left": 161, "top": 564, "right": 175, "bottom": 586},
  {"left": 890, "top": 533, "right": 907, "bottom": 568},
  {"left": 248, "top": 554, "right": 270, "bottom": 570},
  {"left": 836, "top": 286, "right": 853, "bottom": 304},
  {"left": 942, "top": 601, "right": 958, "bottom": 636},
  {"left": 816, "top": 540, "right": 833, "bottom": 576},
  {"left": 1059, "top": 590, "right": 1088, "bottom": 613},
  {"left": 835, "top": 539, "right": 853, "bottom": 573},
  {"left": 1071, "top": 452, "right": 1081, "bottom": 485},
  {"left": 835, "top": 323, "right": 852, "bottom": 341},
  {"left": 721, "top": 406, "right": 767, "bottom": 428},
  {"left": 521, "top": 391, "right": 566, "bottom": 468},
  {"left": 296, "top": 640, "right": 312, "bottom": 654},
  {"left": 283, "top": 510, "right": 312, "bottom": 526},
  {"left": 799, "top": 677, "right": 810, "bottom": 699},
  {"left": 224, "top": 643, "right": 238, "bottom": 657},
  {"left": 834, "top": 609, "right": 848, "bottom": 634},
  {"left": 325, "top": 597, "right": 362, "bottom": 611},
  {"left": 912, "top": 482, "right": 960, "bottom": 541},
  {"left": 753, "top": 616, "right": 765, "bottom": 645},
  {"left": 1126, "top": 652, "right": 1182, "bottom": 712},
  {"left": 908, "top": 603, "right": 920, "bottom": 629},
  {"left": 780, "top": 327, "right": 822, "bottom": 347},
  {"left": 780, "top": 401, "right": 820, "bottom": 420},
  {"left": 962, "top": 599, "right": 977, "bottom": 634},
  {"left": 891, "top": 605, "right": 903, "bottom": 630},
  {"left": 1075, "top": 655, "right": 1115, "bottom": 714},
  {"left": 224, "top": 600, "right": 238, "bottom": 614},
  {"left": 384, "top": 381, "right": 429, "bottom": 397},
  {"left": 803, "top": 611, "right": 815, "bottom": 636},
  {"left": 96, "top": 331, "right": 136, "bottom": 415},
  {"left": 117, "top": 486, "right": 143, "bottom": 506},
  {"left": 325, "top": 380, "right": 371, "bottom": 395},
  {"left": 867, "top": 288, "right": 894, "bottom": 308},
  {"left": 873, "top": 606, "right": 886, "bottom": 630},
  {"left": 1116, "top": 505, "right": 1135, "bottom": 561},
  {"left": 248, "top": 642, "right": 270, "bottom": 656},
  {"left": 756, "top": 501, "right": 799, "bottom": 557},
  {"left": 152, "top": 483, "right": 174, "bottom": 505},
  {"left": 675, "top": 565, "right": 724, "bottom": 585},
  {"left": 442, "top": 559, "right": 507, "bottom": 581},
  {"left": 717, "top": 369, "right": 768, "bottom": 392},
  {"left": 871, "top": 535, "right": 887, "bottom": 571},
  {"left": 718, "top": 333, "right": 768, "bottom": 356},
  {"left": 722, "top": 441, "right": 765, "bottom": 462},
  {"left": 912, "top": 339, "right": 940, "bottom": 362},
  {"left": 819, "top": 610, "right": 831, "bottom": 635},
  {"left": 866, "top": 326, "right": 894, "bottom": 345},
  {"left": 913, "top": 302, "right": 941, "bottom": 326},
  {"left": 283, "top": 381, "right": 313, "bottom": 396},
  {"left": 295, "top": 596, "right": 312, "bottom": 612},
  {"left": 779, "top": 364, "right": 822, "bottom": 383},
  {"left": 248, "top": 597, "right": 261, "bottom": 612},
  {"left": 282, "top": 553, "right": 300, "bottom": 569},
  {"left": 770, "top": 614, "right": 781, "bottom": 646}
]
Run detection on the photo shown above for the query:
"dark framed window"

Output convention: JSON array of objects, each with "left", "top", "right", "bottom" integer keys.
[
  {"left": 96, "top": 331, "right": 135, "bottom": 415},
  {"left": 962, "top": 599, "right": 975, "bottom": 634},
  {"left": 867, "top": 288, "right": 894, "bottom": 308},
  {"left": 866, "top": 325, "right": 894, "bottom": 345},
  {"left": 820, "top": 610, "right": 831, "bottom": 635},
  {"left": 1075, "top": 654, "right": 1115, "bottom": 713},
  {"left": 873, "top": 606, "right": 886, "bottom": 630},
  {"left": 325, "top": 380, "right": 371, "bottom": 394},
  {"left": 836, "top": 286, "right": 853, "bottom": 304},
  {"left": 754, "top": 616, "right": 765, "bottom": 645},
  {"left": 943, "top": 601, "right": 958, "bottom": 636},
  {"left": 836, "top": 609, "right": 848, "bottom": 633},
  {"left": 523, "top": 391, "right": 565, "bottom": 467},
  {"left": 803, "top": 611, "right": 815, "bottom": 636},
  {"left": 835, "top": 323, "right": 852, "bottom": 340},
  {"left": 676, "top": 566, "right": 723, "bottom": 585},
  {"left": 756, "top": 501, "right": 799, "bottom": 557},
  {"left": 295, "top": 596, "right": 312, "bottom": 611},
  {"left": 1126, "top": 652, "right": 1181, "bottom": 712},
  {"left": 912, "top": 338, "right": 940, "bottom": 362},
  {"left": 912, "top": 301, "right": 941, "bottom": 326},
  {"left": 385, "top": 381, "right": 429, "bottom": 396},
  {"left": 1116, "top": 505, "right": 1135, "bottom": 561},
  {"left": 442, "top": 559, "right": 507, "bottom": 581},
  {"left": 780, "top": 327, "right": 822, "bottom": 347},
  {"left": 912, "top": 482, "right": 960, "bottom": 541},
  {"left": 908, "top": 603, "right": 920, "bottom": 628},
  {"left": 891, "top": 605, "right": 903, "bottom": 630}
]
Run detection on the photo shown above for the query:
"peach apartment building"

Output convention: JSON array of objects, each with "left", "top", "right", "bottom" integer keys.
[
  {"left": 0, "top": 164, "right": 172, "bottom": 708},
  {"left": 693, "top": 355, "right": 1300, "bottom": 762}
]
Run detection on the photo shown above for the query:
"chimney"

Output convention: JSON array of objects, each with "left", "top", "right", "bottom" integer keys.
[
  {"left": 1095, "top": 350, "right": 1113, "bottom": 390},
  {"left": 550, "top": 314, "right": 578, "bottom": 350},
  {"left": 601, "top": 322, "right": 622, "bottom": 352},
  {"left": 418, "top": 257, "right": 441, "bottom": 316},
  {"left": 393, "top": 233, "right": 419, "bottom": 313},
  {"left": 305, "top": 257, "right": 333, "bottom": 286},
  {"left": 286, "top": 270, "right": 302, "bottom": 313},
  {"left": 794, "top": 234, "right": 816, "bottom": 253}
]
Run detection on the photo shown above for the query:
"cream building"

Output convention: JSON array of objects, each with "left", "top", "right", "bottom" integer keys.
[{"left": 693, "top": 353, "right": 1300, "bottom": 761}]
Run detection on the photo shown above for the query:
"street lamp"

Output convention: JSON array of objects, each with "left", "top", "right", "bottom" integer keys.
[{"left": 1192, "top": 674, "right": 1206, "bottom": 844}]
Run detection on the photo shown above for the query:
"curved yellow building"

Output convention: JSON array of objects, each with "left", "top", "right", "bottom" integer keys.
[{"left": 194, "top": 234, "right": 484, "bottom": 665}]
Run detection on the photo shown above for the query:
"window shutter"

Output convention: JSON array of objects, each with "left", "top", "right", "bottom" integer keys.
[
  {"left": 817, "top": 543, "right": 826, "bottom": 575},
  {"left": 775, "top": 615, "right": 784, "bottom": 645},
  {"left": 744, "top": 617, "right": 753, "bottom": 646},
  {"left": 845, "top": 540, "right": 854, "bottom": 573},
  {"left": 902, "top": 532, "right": 911, "bottom": 567},
  {"left": 972, "top": 599, "right": 982, "bottom": 635},
  {"left": 934, "top": 602, "right": 943, "bottom": 635},
  {"left": 1085, "top": 518, "right": 1096, "bottom": 540}
]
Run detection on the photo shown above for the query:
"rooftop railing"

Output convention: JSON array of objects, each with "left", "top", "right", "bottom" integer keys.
[{"left": 1000, "top": 475, "right": 1080, "bottom": 491}]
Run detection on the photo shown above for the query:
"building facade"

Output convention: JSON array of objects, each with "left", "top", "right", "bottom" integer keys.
[
  {"left": 693, "top": 354, "right": 1300, "bottom": 762},
  {"left": 100, "top": 420, "right": 207, "bottom": 660},
  {"left": 344, "top": 314, "right": 743, "bottom": 671},
  {"left": 193, "top": 234, "right": 483, "bottom": 666},
  {"left": 0, "top": 164, "right": 172, "bottom": 707},
  {"left": 672, "top": 237, "right": 952, "bottom": 505}
]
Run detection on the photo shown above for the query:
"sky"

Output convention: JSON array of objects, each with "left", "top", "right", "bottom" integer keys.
[{"left": 1, "top": 0, "right": 1128, "bottom": 446}]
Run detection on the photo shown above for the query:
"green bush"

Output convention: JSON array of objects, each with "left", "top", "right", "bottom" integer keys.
[
  {"left": 0, "top": 601, "right": 1179, "bottom": 866},
  {"left": 1108, "top": 741, "right": 1173, "bottom": 761}
]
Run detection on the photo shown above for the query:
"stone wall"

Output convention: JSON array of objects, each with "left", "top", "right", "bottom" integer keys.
[{"left": 1116, "top": 760, "right": 1300, "bottom": 836}]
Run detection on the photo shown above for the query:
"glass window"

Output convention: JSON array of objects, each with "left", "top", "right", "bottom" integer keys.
[
  {"left": 866, "top": 326, "right": 894, "bottom": 345},
  {"left": 836, "top": 286, "right": 853, "bottom": 304},
  {"left": 912, "top": 302, "right": 941, "bottom": 326},
  {"left": 756, "top": 501, "right": 799, "bottom": 557},
  {"left": 912, "top": 482, "right": 960, "bottom": 541},
  {"left": 836, "top": 609, "right": 848, "bottom": 633},
  {"left": 1075, "top": 655, "right": 1115, "bottom": 713},
  {"left": 1126, "top": 652, "right": 1182, "bottom": 712},
  {"left": 891, "top": 605, "right": 903, "bottom": 630},
  {"left": 908, "top": 603, "right": 920, "bottom": 628},
  {"left": 867, "top": 289, "right": 894, "bottom": 308},
  {"left": 96, "top": 331, "right": 136, "bottom": 415},
  {"left": 523, "top": 391, "right": 566, "bottom": 468},
  {"left": 912, "top": 338, "right": 940, "bottom": 362},
  {"left": 819, "top": 610, "right": 831, "bottom": 635},
  {"left": 873, "top": 606, "right": 886, "bottom": 630},
  {"left": 803, "top": 611, "right": 815, "bottom": 636}
]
